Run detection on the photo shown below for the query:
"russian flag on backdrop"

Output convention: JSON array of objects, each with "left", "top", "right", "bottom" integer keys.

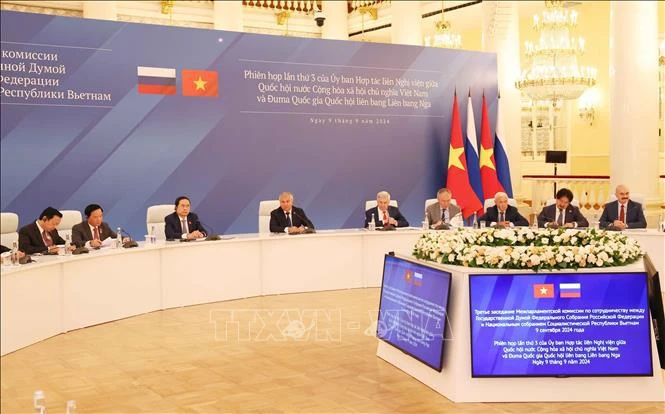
[
  {"left": 446, "top": 92, "right": 483, "bottom": 219},
  {"left": 479, "top": 93, "right": 505, "bottom": 201},
  {"left": 494, "top": 93, "right": 513, "bottom": 197},
  {"left": 464, "top": 92, "right": 484, "bottom": 212},
  {"left": 137, "top": 66, "right": 176, "bottom": 95}
]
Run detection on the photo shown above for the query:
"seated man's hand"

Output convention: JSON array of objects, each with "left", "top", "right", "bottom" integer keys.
[
  {"left": 563, "top": 223, "right": 575, "bottom": 229},
  {"left": 497, "top": 221, "right": 512, "bottom": 229},
  {"left": 387, "top": 217, "right": 398, "bottom": 226},
  {"left": 548, "top": 222, "right": 560, "bottom": 229},
  {"left": 612, "top": 220, "right": 627, "bottom": 229},
  {"left": 288, "top": 226, "right": 303, "bottom": 234},
  {"left": 432, "top": 220, "right": 442, "bottom": 229},
  {"left": 90, "top": 239, "right": 102, "bottom": 248},
  {"left": 47, "top": 245, "right": 60, "bottom": 254},
  {"left": 188, "top": 230, "right": 205, "bottom": 239}
]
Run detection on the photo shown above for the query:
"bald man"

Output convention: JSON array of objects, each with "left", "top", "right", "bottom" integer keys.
[{"left": 599, "top": 184, "right": 647, "bottom": 229}]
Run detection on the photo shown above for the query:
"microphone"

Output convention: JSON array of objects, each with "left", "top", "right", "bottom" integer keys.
[
  {"left": 199, "top": 221, "right": 222, "bottom": 241},
  {"left": 118, "top": 228, "right": 139, "bottom": 248},
  {"left": 291, "top": 209, "right": 316, "bottom": 234}
]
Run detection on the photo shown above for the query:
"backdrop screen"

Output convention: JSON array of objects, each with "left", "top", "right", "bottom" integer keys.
[
  {"left": 469, "top": 272, "right": 652, "bottom": 377},
  {"left": 0, "top": 10, "right": 497, "bottom": 236},
  {"left": 377, "top": 255, "right": 451, "bottom": 371}
]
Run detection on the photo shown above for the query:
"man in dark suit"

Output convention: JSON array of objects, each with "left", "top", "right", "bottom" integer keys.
[
  {"left": 537, "top": 188, "right": 589, "bottom": 228},
  {"left": 71, "top": 204, "right": 119, "bottom": 248},
  {"left": 479, "top": 192, "right": 528, "bottom": 228},
  {"left": 270, "top": 192, "right": 315, "bottom": 234},
  {"left": 364, "top": 191, "right": 409, "bottom": 228},
  {"left": 18, "top": 206, "right": 67, "bottom": 254},
  {"left": 599, "top": 184, "right": 647, "bottom": 229},
  {"left": 164, "top": 196, "right": 207, "bottom": 240}
]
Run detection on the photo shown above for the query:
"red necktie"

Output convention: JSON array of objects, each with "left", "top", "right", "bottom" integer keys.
[
  {"left": 42, "top": 230, "right": 53, "bottom": 247},
  {"left": 93, "top": 226, "right": 100, "bottom": 240},
  {"left": 619, "top": 204, "right": 625, "bottom": 223},
  {"left": 382, "top": 210, "right": 389, "bottom": 227}
]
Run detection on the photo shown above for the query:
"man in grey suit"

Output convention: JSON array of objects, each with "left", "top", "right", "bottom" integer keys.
[
  {"left": 71, "top": 203, "right": 118, "bottom": 248},
  {"left": 599, "top": 184, "right": 647, "bottom": 229},
  {"left": 426, "top": 188, "right": 462, "bottom": 229}
]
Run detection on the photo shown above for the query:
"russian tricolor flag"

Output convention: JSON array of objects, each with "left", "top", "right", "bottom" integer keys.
[
  {"left": 559, "top": 283, "right": 581, "bottom": 298},
  {"left": 414, "top": 272, "right": 423, "bottom": 287},
  {"left": 137, "top": 66, "right": 176, "bottom": 95}
]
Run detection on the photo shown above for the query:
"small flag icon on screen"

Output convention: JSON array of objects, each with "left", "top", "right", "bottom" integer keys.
[
  {"left": 137, "top": 66, "right": 176, "bottom": 95},
  {"left": 533, "top": 283, "right": 554, "bottom": 298},
  {"left": 414, "top": 272, "right": 423, "bottom": 287},
  {"left": 559, "top": 283, "right": 581, "bottom": 298},
  {"left": 182, "top": 69, "right": 218, "bottom": 97},
  {"left": 404, "top": 270, "right": 413, "bottom": 283}
]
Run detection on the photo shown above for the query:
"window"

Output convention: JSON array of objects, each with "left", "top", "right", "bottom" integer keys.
[{"left": 520, "top": 97, "right": 567, "bottom": 160}]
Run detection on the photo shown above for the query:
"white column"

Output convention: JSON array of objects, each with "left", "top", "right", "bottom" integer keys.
[
  {"left": 481, "top": 1, "right": 522, "bottom": 198},
  {"left": 609, "top": 1, "right": 659, "bottom": 203},
  {"left": 213, "top": 0, "right": 243, "bottom": 32},
  {"left": 321, "top": 0, "right": 348, "bottom": 40},
  {"left": 82, "top": 1, "right": 117, "bottom": 21},
  {"left": 391, "top": 1, "right": 422, "bottom": 46}
]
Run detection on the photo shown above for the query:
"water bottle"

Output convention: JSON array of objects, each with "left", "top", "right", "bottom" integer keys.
[
  {"left": 592, "top": 213, "right": 600, "bottom": 230},
  {"left": 368, "top": 216, "right": 376, "bottom": 231},
  {"left": 472, "top": 212, "right": 479, "bottom": 229},
  {"left": 64, "top": 234, "right": 71, "bottom": 255},
  {"left": 659, "top": 214, "right": 665, "bottom": 233},
  {"left": 422, "top": 211, "right": 428, "bottom": 230},
  {"left": 151, "top": 225, "right": 156, "bottom": 244},
  {"left": 11, "top": 241, "right": 19, "bottom": 266},
  {"left": 116, "top": 227, "right": 122, "bottom": 248}
]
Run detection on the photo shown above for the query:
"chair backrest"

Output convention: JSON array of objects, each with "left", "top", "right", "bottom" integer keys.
[
  {"left": 146, "top": 204, "right": 174, "bottom": 240},
  {"left": 365, "top": 199, "right": 398, "bottom": 211},
  {"left": 258, "top": 200, "right": 280, "bottom": 233},
  {"left": 484, "top": 198, "right": 517, "bottom": 211},
  {"left": 607, "top": 194, "right": 646, "bottom": 211},
  {"left": 0, "top": 212, "right": 19, "bottom": 248},
  {"left": 546, "top": 198, "right": 580, "bottom": 208},
  {"left": 57, "top": 210, "right": 82, "bottom": 240},
  {"left": 424, "top": 198, "right": 458, "bottom": 212}
]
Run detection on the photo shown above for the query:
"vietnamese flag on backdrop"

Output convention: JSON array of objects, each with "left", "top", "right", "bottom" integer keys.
[
  {"left": 446, "top": 92, "right": 483, "bottom": 219},
  {"left": 479, "top": 93, "right": 505, "bottom": 200},
  {"left": 182, "top": 69, "right": 219, "bottom": 97}
]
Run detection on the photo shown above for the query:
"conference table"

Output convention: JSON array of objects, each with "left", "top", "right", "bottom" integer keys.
[{"left": 2, "top": 228, "right": 664, "bottom": 359}]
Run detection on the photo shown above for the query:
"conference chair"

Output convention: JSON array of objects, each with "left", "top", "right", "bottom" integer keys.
[
  {"left": 0, "top": 212, "right": 19, "bottom": 248},
  {"left": 546, "top": 198, "right": 580, "bottom": 208},
  {"left": 258, "top": 200, "right": 280, "bottom": 233},
  {"left": 483, "top": 198, "right": 517, "bottom": 212},
  {"left": 58, "top": 210, "right": 82, "bottom": 240},
  {"left": 424, "top": 198, "right": 458, "bottom": 211},
  {"left": 146, "top": 204, "right": 174, "bottom": 240},
  {"left": 365, "top": 199, "right": 398, "bottom": 211},
  {"left": 607, "top": 194, "right": 647, "bottom": 212}
]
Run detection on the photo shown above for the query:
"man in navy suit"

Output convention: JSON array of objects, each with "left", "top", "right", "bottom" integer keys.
[
  {"left": 537, "top": 188, "right": 589, "bottom": 228},
  {"left": 599, "top": 184, "right": 647, "bottom": 229},
  {"left": 164, "top": 196, "right": 207, "bottom": 240},
  {"left": 18, "top": 206, "right": 68, "bottom": 254},
  {"left": 479, "top": 192, "right": 529, "bottom": 228},
  {"left": 364, "top": 191, "right": 409, "bottom": 228},
  {"left": 269, "top": 192, "right": 314, "bottom": 234}
]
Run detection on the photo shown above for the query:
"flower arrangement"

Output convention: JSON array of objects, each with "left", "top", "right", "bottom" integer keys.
[{"left": 412, "top": 227, "right": 643, "bottom": 271}]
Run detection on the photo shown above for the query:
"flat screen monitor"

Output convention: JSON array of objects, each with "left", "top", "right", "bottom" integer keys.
[
  {"left": 545, "top": 150, "right": 567, "bottom": 164},
  {"left": 377, "top": 254, "right": 452, "bottom": 371},
  {"left": 469, "top": 272, "right": 652, "bottom": 377}
]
